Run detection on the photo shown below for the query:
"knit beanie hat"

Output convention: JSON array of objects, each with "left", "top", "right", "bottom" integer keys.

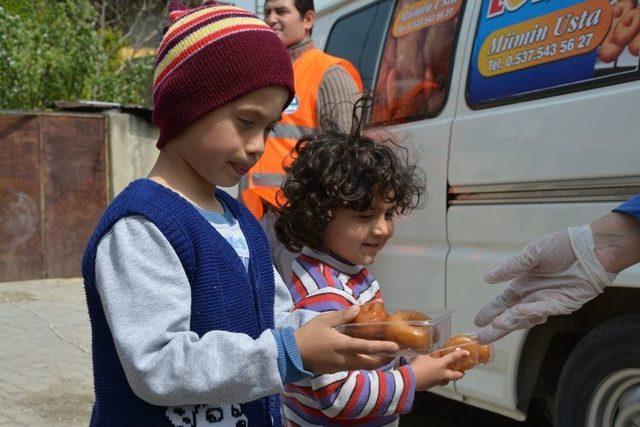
[{"left": 152, "top": 1, "right": 295, "bottom": 148}]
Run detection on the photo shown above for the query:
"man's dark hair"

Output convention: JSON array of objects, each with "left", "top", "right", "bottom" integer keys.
[
  {"left": 293, "top": 0, "right": 314, "bottom": 16},
  {"left": 296, "top": 0, "right": 314, "bottom": 35},
  {"left": 264, "top": 0, "right": 314, "bottom": 15},
  {"left": 275, "top": 96, "right": 426, "bottom": 253}
]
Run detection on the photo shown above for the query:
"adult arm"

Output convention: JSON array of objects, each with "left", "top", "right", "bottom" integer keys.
[
  {"left": 600, "top": 194, "right": 640, "bottom": 273},
  {"left": 317, "top": 65, "right": 361, "bottom": 133},
  {"left": 475, "top": 195, "right": 640, "bottom": 343}
]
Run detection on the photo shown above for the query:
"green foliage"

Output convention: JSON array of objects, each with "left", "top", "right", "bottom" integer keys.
[
  {"left": 0, "top": 0, "right": 156, "bottom": 109},
  {"left": 94, "top": 56, "right": 155, "bottom": 106}
]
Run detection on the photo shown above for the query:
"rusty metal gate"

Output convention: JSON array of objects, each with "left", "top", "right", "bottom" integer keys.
[{"left": 0, "top": 112, "right": 108, "bottom": 281}]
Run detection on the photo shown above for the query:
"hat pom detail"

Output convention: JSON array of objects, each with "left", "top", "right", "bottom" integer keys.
[{"left": 168, "top": 1, "right": 189, "bottom": 23}]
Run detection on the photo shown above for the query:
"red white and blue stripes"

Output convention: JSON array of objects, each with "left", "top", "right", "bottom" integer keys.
[{"left": 283, "top": 247, "right": 416, "bottom": 426}]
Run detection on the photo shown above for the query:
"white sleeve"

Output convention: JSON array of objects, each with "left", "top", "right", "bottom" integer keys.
[
  {"left": 95, "top": 216, "right": 283, "bottom": 406},
  {"left": 273, "top": 266, "right": 319, "bottom": 329}
]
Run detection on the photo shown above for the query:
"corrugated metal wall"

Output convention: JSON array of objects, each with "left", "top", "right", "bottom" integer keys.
[{"left": 0, "top": 112, "right": 107, "bottom": 281}]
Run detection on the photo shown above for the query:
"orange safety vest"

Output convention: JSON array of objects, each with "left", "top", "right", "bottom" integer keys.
[{"left": 242, "top": 48, "right": 363, "bottom": 219}]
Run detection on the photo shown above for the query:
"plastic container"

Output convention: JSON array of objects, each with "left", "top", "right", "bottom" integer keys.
[
  {"left": 431, "top": 333, "right": 494, "bottom": 371},
  {"left": 335, "top": 308, "right": 453, "bottom": 356}
]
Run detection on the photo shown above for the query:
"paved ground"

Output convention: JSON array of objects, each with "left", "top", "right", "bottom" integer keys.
[
  {"left": 0, "top": 278, "right": 93, "bottom": 426},
  {"left": 400, "top": 393, "right": 551, "bottom": 426},
  {"left": 0, "top": 278, "right": 550, "bottom": 427}
]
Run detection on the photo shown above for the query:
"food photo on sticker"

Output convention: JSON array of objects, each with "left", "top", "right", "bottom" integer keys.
[
  {"left": 598, "top": 0, "right": 640, "bottom": 63},
  {"left": 372, "top": 0, "right": 461, "bottom": 124}
]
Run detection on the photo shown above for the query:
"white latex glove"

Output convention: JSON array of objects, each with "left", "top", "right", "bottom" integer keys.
[{"left": 475, "top": 225, "right": 617, "bottom": 343}]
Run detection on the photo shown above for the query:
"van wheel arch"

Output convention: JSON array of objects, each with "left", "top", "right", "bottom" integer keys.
[
  {"left": 555, "top": 314, "right": 640, "bottom": 427},
  {"left": 516, "top": 287, "right": 640, "bottom": 421}
]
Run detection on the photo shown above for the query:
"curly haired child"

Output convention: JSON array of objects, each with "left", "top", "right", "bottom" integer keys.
[
  {"left": 81, "top": 4, "right": 399, "bottom": 426},
  {"left": 275, "top": 98, "right": 468, "bottom": 426}
]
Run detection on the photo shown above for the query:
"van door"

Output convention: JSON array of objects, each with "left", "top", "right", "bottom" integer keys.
[
  {"left": 447, "top": 0, "right": 640, "bottom": 418},
  {"left": 325, "top": 0, "right": 468, "bottom": 320},
  {"left": 320, "top": 0, "right": 473, "bottom": 403}
]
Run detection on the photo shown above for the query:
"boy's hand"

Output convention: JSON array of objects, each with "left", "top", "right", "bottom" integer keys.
[
  {"left": 410, "top": 350, "right": 468, "bottom": 391},
  {"left": 295, "top": 305, "right": 400, "bottom": 374}
]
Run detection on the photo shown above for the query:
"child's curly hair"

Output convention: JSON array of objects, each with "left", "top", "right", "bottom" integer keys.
[{"left": 275, "top": 96, "right": 426, "bottom": 253}]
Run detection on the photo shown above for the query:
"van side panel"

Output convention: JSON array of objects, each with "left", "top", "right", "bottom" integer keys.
[
  {"left": 447, "top": 1, "right": 640, "bottom": 416},
  {"left": 450, "top": 83, "right": 640, "bottom": 186},
  {"left": 368, "top": 0, "right": 471, "bottom": 315},
  {"left": 370, "top": 118, "right": 451, "bottom": 311}
]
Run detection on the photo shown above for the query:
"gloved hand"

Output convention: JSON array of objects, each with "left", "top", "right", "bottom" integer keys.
[{"left": 475, "top": 225, "right": 617, "bottom": 343}]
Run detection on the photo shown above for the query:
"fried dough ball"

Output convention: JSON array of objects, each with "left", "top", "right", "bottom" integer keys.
[
  {"left": 433, "top": 335, "right": 493, "bottom": 372},
  {"left": 385, "top": 310, "right": 431, "bottom": 351},
  {"left": 348, "top": 300, "right": 390, "bottom": 340}
]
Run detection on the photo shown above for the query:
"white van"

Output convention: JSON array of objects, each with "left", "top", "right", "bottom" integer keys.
[{"left": 313, "top": 1, "right": 640, "bottom": 426}]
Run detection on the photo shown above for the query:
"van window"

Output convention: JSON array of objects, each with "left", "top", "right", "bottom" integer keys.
[
  {"left": 325, "top": 0, "right": 395, "bottom": 90},
  {"left": 467, "top": 0, "right": 640, "bottom": 107},
  {"left": 371, "top": 0, "right": 464, "bottom": 125}
]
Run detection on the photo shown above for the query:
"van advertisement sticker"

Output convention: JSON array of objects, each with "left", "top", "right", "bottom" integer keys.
[
  {"left": 372, "top": 0, "right": 462, "bottom": 124},
  {"left": 468, "top": 0, "right": 640, "bottom": 104},
  {"left": 392, "top": 0, "right": 463, "bottom": 37}
]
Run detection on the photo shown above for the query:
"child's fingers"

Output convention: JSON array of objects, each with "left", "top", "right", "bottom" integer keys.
[
  {"left": 316, "top": 306, "right": 361, "bottom": 326},
  {"left": 440, "top": 348, "right": 470, "bottom": 365},
  {"left": 445, "top": 370, "right": 465, "bottom": 381},
  {"left": 341, "top": 335, "right": 400, "bottom": 356}
]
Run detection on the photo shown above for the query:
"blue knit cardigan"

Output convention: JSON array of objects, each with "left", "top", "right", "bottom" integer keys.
[{"left": 82, "top": 179, "right": 279, "bottom": 426}]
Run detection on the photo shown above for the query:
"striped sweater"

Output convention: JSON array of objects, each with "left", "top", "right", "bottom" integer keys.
[{"left": 283, "top": 247, "right": 416, "bottom": 426}]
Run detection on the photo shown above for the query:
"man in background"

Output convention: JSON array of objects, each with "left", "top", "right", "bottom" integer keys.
[{"left": 242, "top": 0, "right": 363, "bottom": 284}]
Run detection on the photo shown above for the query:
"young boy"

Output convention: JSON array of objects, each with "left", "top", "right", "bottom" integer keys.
[
  {"left": 275, "top": 100, "right": 467, "bottom": 425},
  {"left": 81, "top": 3, "right": 398, "bottom": 426}
]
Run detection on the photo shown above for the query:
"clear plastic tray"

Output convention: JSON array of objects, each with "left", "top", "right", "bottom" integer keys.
[
  {"left": 431, "top": 333, "right": 494, "bottom": 371},
  {"left": 335, "top": 308, "right": 453, "bottom": 356}
]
